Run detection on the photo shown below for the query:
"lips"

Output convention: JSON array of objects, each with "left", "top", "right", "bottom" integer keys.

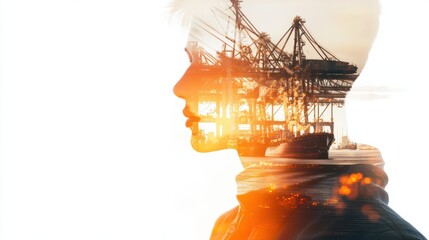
[
  {"left": 185, "top": 117, "right": 200, "bottom": 128},
  {"left": 183, "top": 105, "right": 200, "bottom": 127}
]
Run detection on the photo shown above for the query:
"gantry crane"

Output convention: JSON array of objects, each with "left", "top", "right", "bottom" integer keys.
[{"left": 184, "top": 0, "right": 358, "bottom": 152}]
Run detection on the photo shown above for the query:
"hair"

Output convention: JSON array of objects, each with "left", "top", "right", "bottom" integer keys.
[
  {"left": 167, "top": 0, "right": 225, "bottom": 28},
  {"left": 166, "top": 0, "right": 380, "bottom": 73}
]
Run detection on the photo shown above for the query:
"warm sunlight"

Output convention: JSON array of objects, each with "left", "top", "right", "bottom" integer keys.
[{"left": 1, "top": 0, "right": 428, "bottom": 239}]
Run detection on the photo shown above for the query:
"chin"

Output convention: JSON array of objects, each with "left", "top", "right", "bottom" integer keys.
[{"left": 190, "top": 135, "right": 230, "bottom": 153}]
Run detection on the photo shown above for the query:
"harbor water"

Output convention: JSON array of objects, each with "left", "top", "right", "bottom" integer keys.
[
  {"left": 240, "top": 149, "right": 384, "bottom": 168},
  {"left": 237, "top": 149, "right": 384, "bottom": 195}
]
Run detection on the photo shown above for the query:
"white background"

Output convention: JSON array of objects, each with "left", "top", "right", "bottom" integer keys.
[{"left": 1, "top": 0, "right": 428, "bottom": 239}]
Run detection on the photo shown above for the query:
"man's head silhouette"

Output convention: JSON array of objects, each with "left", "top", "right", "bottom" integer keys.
[{"left": 172, "top": 0, "right": 381, "bottom": 159}]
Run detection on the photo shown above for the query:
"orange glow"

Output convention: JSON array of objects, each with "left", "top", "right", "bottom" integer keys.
[
  {"left": 341, "top": 172, "right": 363, "bottom": 185},
  {"left": 326, "top": 197, "right": 339, "bottom": 205},
  {"left": 337, "top": 172, "right": 373, "bottom": 200},
  {"left": 338, "top": 186, "right": 352, "bottom": 196},
  {"left": 362, "top": 177, "right": 372, "bottom": 185},
  {"left": 275, "top": 193, "right": 314, "bottom": 208},
  {"left": 268, "top": 183, "right": 276, "bottom": 192},
  {"left": 350, "top": 172, "right": 363, "bottom": 183}
]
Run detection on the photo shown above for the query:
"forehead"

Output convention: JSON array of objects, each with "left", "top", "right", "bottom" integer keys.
[
  {"left": 185, "top": 0, "right": 380, "bottom": 27},
  {"left": 181, "top": 0, "right": 380, "bottom": 71}
]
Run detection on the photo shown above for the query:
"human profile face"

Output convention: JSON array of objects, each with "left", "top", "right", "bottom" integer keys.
[{"left": 173, "top": 0, "right": 380, "bottom": 154}]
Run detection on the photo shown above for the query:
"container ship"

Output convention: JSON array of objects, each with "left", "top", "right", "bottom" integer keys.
[{"left": 237, "top": 133, "right": 335, "bottom": 159}]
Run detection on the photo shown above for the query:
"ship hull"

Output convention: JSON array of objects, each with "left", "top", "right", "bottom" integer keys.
[{"left": 237, "top": 133, "right": 335, "bottom": 159}]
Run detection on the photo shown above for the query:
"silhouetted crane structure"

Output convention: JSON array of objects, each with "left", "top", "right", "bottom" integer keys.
[{"left": 185, "top": 0, "right": 358, "bottom": 152}]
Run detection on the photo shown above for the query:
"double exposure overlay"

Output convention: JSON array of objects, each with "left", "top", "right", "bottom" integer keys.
[
  {"left": 171, "top": 0, "right": 427, "bottom": 239},
  {"left": 173, "top": 0, "right": 378, "bottom": 159}
]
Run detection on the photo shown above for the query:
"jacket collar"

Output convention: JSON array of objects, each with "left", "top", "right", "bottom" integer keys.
[{"left": 235, "top": 164, "right": 389, "bottom": 213}]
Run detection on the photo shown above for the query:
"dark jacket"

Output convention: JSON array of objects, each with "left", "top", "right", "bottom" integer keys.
[{"left": 210, "top": 164, "right": 426, "bottom": 240}]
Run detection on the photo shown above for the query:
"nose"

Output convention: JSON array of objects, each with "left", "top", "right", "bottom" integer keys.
[
  {"left": 174, "top": 64, "right": 220, "bottom": 100},
  {"left": 174, "top": 46, "right": 200, "bottom": 100},
  {"left": 173, "top": 66, "right": 194, "bottom": 100},
  {"left": 174, "top": 43, "right": 223, "bottom": 99}
]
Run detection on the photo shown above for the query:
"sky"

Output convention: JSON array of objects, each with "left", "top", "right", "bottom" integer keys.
[
  {"left": 173, "top": 0, "right": 380, "bottom": 72},
  {"left": 1, "top": 0, "right": 429, "bottom": 239}
]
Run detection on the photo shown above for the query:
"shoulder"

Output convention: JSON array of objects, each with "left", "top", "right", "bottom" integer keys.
[
  {"left": 373, "top": 229, "right": 427, "bottom": 240},
  {"left": 356, "top": 203, "right": 427, "bottom": 240},
  {"left": 374, "top": 204, "right": 426, "bottom": 239},
  {"left": 210, "top": 206, "right": 239, "bottom": 240}
]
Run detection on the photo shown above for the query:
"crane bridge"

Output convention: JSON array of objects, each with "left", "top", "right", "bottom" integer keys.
[{"left": 184, "top": 0, "right": 358, "bottom": 153}]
